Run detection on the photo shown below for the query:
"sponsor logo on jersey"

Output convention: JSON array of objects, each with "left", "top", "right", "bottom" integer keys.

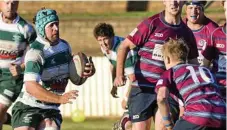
[
  {"left": 0, "top": 50, "right": 18, "bottom": 58},
  {"left": 154, "top": 33, "right": 163, "bottom": 37},
  {"left": 198, "top": 39, "right": 206, "bottom": 47},
  {"left": 216, "top": 43, "right": 225, "bottom": 48}
]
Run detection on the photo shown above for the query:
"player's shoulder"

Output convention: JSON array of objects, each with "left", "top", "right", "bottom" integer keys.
[
  {"left": 141, "top": 12, "right": 161, "bottom": 25},
  {"left": 204, "top": 17, "right": 219, "bottom": 32},
  {"left": 17, "top": 16, "right": 32, "bottom": 27},
  {"left": 59, "top": 39, "right": 72, "bottom": 49},
  {"left": 26, "top": 41, "right": 44, "bottom": 62},
  {"left": 172, "top": 63, "right": 189, "bottom": 73},
  {"left": 112, "top": 36, "right": 124, "bottom": 51},
  {"left": 30, "top": 39, "right": 45, "bottom": 51},
  {"left": 211, "top": 25, "right": 224, "bottom": 37}
]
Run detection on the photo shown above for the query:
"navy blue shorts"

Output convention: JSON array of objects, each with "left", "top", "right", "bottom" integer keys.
[
  {"left": 174, "top": 118, "right": 225, "bottom": 130},
  {"left": 128, "top": 87, "right": 179, "bottom": 123}
]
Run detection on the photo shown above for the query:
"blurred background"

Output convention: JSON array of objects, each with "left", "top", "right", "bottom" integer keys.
[
  {"left": 3, "top": 1, "right": 226, "bottom": 130},
  {"left": 17, "top": 1, "right": 225, "bottom": 56}
]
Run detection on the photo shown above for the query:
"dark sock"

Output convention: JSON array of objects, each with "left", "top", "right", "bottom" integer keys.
[{"left": 3, "top": 113, "right": 11, "bottom": 125}]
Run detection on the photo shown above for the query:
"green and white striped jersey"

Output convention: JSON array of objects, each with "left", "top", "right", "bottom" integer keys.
[
  {"left": 0, "top": 13, "right": 36, "bottom": 70},
  {"left": 101, "top": 36, "right": 138, "bottom": 75},
  {"left": 17, "top": 35, "right": 72, "bottom": 109}
]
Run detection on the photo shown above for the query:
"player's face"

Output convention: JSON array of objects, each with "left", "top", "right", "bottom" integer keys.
[
  {"left": 97, "top": 36, "right": 113, "bottom": 53},
  {"left": 186, "top": 5, "right": 203, "bottom": 24},
  {"left": 45, "top": 21, "right": 60, "bottom": 45},
  {"left": 0, "top": 0, "right": 18, "bottom": 19},
  {"left": 163, "top": 0, "right": 185, "bottom": 16}
]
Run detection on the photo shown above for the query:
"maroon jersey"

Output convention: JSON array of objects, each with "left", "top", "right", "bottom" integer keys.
[
  {"left": 184, "top": 17, "right": 219, "bottom": 64},
  {"left": 127, "top": 11, "right": 198, "bottom": 88},
  {"left": 202, "top": 24, "right": 226, "bottom": 87},
  {"left": 156, "top": 64, "right": 226, "bottom": 128}
]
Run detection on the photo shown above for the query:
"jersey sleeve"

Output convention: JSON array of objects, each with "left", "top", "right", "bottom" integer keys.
[
  {"left": 24, "top": 23, "right": 37, "bottom": 44},
  {"left": 202, "top": 31, "right": 215, "bottom": 61},
  {"left": 127, "top": 18, "right": 153, "bottom": 47},
  {"left": 187, "top": 30, "right": 199, "bottom": 60},
  {"left": 24, "top": 49, "right": 43, "bottom": 82},
  {"left": 155, "top": 70, "right": 171, "bottom": 93}
]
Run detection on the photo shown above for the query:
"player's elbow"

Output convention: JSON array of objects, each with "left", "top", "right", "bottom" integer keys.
[
  {"left": 157, "top": 92, "right": 167, "bottom": 105},
  {"left": 25, "top": 81, "right": 37, "bottom": 96}
]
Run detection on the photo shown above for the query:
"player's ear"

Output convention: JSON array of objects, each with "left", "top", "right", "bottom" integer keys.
[{"left": 167, "top": 56, "right": 171, "bottom": 64}]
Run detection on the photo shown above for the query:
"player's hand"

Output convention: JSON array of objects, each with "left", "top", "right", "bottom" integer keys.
[
  {"left": 111, "top": 86, "right": 119, "bottom": 98},
  {"left": 9, "top": 64, "right": 22, "bottom": 77},
  {"left": 59, "top": 90, "right": 79, "bottom": 104},
  {"left": 114, "top": 75, "right": 126, "bottom": 87},
  {"left": 83, "top": 57, "right": 95, "bottom": 78}
]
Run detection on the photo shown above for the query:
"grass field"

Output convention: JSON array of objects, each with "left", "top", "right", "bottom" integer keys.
[{"left": 3, "top": 118, "right": 155, "bottom": 130}]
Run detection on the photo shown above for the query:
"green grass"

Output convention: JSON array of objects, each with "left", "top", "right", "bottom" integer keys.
[
  {"left": 3, "top": 117, "right": 155, "bottom": 130},
  {"left": 3, "top": 118, "right": 117, "bottom": 130}
]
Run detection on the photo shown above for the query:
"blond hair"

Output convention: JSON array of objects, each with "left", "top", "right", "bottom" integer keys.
[{"left": 162, "top": 38, "right": 189, "bottom": 62}]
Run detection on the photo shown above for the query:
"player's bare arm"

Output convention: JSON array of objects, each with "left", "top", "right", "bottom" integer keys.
[
  {"left": 25, "top": 81, "right": 78, "bottom": 104},
  {"left": 114, "top": 38, "right": 136, "bottom": 87},
  {"left": 110, "top": 64, "right": 119, "bottom": 98},
  {"left": 157, "top": 87, "right": 173, "bottom": 130}
]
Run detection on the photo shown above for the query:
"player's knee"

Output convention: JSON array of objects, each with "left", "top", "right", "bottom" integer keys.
[
  {"left": 124, "top": 121, "right": 132, "bottom": 130},
  {"left": 40, "top": 127, "right": 59, "bottom": 130}
]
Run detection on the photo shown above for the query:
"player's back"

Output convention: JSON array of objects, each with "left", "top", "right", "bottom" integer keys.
[{"left": 171, "top": 64, "right": 226, "bottom": 128}]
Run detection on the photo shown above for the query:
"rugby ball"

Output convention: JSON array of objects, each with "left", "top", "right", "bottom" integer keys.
[{"left": 69, "top": 52, "right": 89, "bottom": 85}]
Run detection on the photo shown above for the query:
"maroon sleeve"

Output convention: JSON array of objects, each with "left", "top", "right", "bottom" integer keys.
[
  {"left": 187, "top": 29, "right": 199, "bottom": 60},
  {"left": 202, "top": 31, "right": 215, "bottom": 61},
  {"left": 155, "top": 70, "right": 171, "bottom": 93},
  {"left": 127, "top": 18, "right": 153, "bottom": 47}
]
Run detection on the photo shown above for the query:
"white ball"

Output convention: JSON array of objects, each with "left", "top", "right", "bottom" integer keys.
[{"left": 69, "top": 52, "right": 88, "bottom": 85}]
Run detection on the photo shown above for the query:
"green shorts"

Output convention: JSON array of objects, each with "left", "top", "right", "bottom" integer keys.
[
  {"left": 0, "top": 69, "right": 23, "bottom": 106},
  {"left": 12, "top": 101, "right": 62, "bottom": 129}
]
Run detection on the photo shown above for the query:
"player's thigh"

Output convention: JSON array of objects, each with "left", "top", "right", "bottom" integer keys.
[
  {"left": 14, "top": 126, "right": 35, "bottom": 130},
  {"left": 38, "top": 109, "right": 62, "bottom": 129},
  {"left": 128, "top": 87, "right": 157, "bottom": 123},
  {"left": 12, "top": 102, "right": 42, "bottom": 129}
]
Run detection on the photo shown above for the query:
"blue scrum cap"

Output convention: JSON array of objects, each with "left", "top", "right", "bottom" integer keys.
[
  {"left": 185, "top": 0, "right": 207, "bottom": 7},
  {"left": 35, "top": 9, "right": 59, "bottom": 38}
]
